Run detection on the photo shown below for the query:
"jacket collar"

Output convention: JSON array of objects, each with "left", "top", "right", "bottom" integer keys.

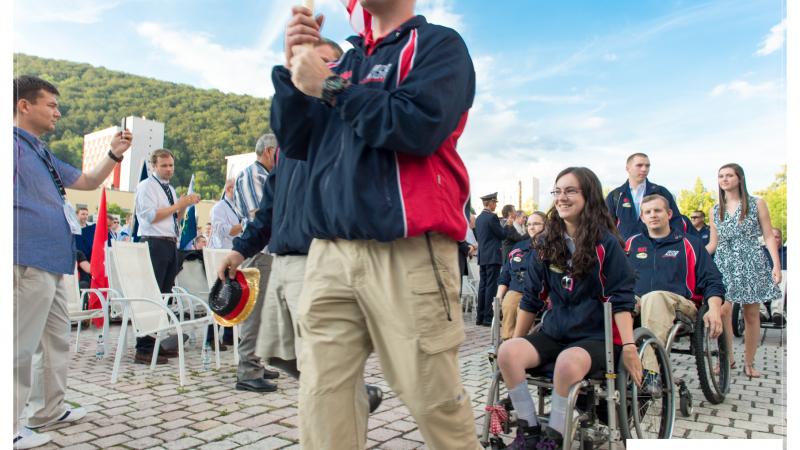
[{"left": 347, "top": 15, "right": 427, "bottom": 54}]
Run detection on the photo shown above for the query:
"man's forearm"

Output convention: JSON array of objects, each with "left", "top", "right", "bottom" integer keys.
[{"left": 153, "top": 204, "right": 179, "bottom": 222}]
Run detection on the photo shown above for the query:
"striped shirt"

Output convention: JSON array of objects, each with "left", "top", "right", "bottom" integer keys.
[
  {"left": 233, "top": 161, "right": 269, "bottom": 224},
  {"left": 233, "top": 161, "right": 269, "bottom": 252}
]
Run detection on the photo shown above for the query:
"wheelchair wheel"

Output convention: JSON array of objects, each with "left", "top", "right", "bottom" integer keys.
[
  {"left": 618, "top": 327, "right": 675, "bottom": 441},
  {"left": 732, "top": 303, "right": 744, "bottom": 337},
  {"left": 693, "top": 303, "right": 730, "bottom": 403}
]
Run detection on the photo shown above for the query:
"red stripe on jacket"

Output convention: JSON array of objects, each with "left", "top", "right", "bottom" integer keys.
[
  {"left": 683, "top": 238, "right": 701, "bottom": 305},
  {"left": 596, "top": 244, "right": 623, "bottom": 345},
  {"left": 397, "top": 29, "right": 418, "bottom": 86},
  {"left": 395, "top": 111, "right": 471, "bottom": 241}
]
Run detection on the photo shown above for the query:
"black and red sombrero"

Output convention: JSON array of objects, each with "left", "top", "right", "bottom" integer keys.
[{"left": 208, "top": 268, "right": 260, "bottom": 326}]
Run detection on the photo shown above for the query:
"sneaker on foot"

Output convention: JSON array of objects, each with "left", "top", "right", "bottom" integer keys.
[
  {"left": 507, "top": 419, "right": 542, "bottom": 450},
  {"left": 27, "top": 406, "right": 87, "bottom": 430},
  {"left": 640, "top": 369, "right": 663, "bottom": 399},
  {"left": 13, "top": 428, "right": 50, "bottom": 449},
  {"left": 772, "top": 312, "right": 785, "bottom": 327},
  {"left": 536, "top": 426, "right": 563, "bottom": 450}
]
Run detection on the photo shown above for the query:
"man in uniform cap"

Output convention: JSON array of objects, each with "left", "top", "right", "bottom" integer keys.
[{"left": 475, "top": 192, "right": 519, "bottom": 326}]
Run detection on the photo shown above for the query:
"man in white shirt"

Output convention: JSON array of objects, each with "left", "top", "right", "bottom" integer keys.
[
  {"left": 209, "top": 179, "right": 243, "bottom": 250},
  {"left": 133, "top": 148, "right": 200, "bottom": 363}
]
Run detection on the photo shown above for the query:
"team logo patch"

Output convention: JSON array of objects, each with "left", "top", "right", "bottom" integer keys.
[
  {"left": 360, "top": 64, "right": 392, "bottom": 83},
  {"left": 513, "top": 256, "right": 522, "bottom": 263},
  {"left": 622, "top": 202, "right": 632, "bottom": 208},
  {"left": 549, "top": 264, "right": 564, "bottom": 274},
  {"left": 663, "top": 250, "right": 680, "bottom": 258},
  {"left": 636, "top": 252, "right": 648, "bottom": 259},
  {"left": 637, "top": 247, "right": 648, "bottom": 252}
]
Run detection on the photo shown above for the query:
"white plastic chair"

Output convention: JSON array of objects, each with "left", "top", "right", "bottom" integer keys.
[
  {"left": 461, "top": 259, "right": 479, "bottom": 318},
  {"left": 66, "top": 268, "right": 110, "bottom": 354},
  {"left": 202, "top": 248, "right": 241, "bottom": 365},
  {"left": 107, "top": 241, "right": 219, "bottom": 385}
]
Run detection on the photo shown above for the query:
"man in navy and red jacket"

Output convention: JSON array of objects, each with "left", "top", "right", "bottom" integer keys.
[
  {"left": 267, "top": 3, "right": 479, "bottom": 449},
  {"left": 625, "top": 194, "right": 724, "bottom": 394},
  {"left": 606, "top": 153, "right": 683, "bottom": 239}
]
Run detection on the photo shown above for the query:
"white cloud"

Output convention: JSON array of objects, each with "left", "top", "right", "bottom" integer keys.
[
  {"left": 755, "top": 19, "right": 786, "bottom": 56},
  {"left": 136, "top": 22, "right": 282, "bottom": 97},
  {"left": 15, "top": 0, "right": 121, "bottom": 24},
  {"left": 710, "top": 80, "right": 780, "bottom": 99},
  {"left": 416, "top": 0, "right": 464, "bottom": 30}
]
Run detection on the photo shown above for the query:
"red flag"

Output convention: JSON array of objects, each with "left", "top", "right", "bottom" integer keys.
[
  {"left": 88, "top": 189, "right": 109, "bottom": 328},
  {"left": 341, "top": 0, "right": 372, "bottom": 37}
]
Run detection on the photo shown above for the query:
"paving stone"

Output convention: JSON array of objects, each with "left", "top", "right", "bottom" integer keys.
[
  {"left": 92, "top": 423, "right": 133, "bottom": 437},
  {"left": 236, "top": 437, "right": 292, "bottom": 450},
  {"left": 162, "top": 437, "right": 205, "bottom": 449},
  {"left": 125, "top": 425, "right": 163, "bottom": 439},
  {"left": 125, "top": 436, "right": 164, "bottom": 449},
  {"left": 195, "top": 423, "right": 244, "bottom": 442}
]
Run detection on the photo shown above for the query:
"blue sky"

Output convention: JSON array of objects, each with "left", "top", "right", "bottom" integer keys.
[{"left": 13, "top": 0, "right": 787, "bottom": 210}]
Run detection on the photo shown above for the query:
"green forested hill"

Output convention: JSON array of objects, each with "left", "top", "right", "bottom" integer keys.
[{"left": 14, "top": 53, "right": 271, "bottom": 198}]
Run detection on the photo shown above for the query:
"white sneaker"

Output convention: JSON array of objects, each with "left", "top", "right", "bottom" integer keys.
[
  {"left": 27, "top": 406, "right": 87, "bottom": 429},
  {"left": 13, "top": 428, "right": 50, "bottom": 449}
]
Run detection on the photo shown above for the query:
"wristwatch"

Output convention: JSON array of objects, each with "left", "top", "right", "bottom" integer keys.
[
  {"left": 321, "top": 75, "right": 350, "bottom": 106},
  {"left": 107, "top": 150, "right": 123, "bottom": 163}
]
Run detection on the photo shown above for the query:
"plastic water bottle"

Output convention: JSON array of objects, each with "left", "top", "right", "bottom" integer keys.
[
  {"left": 202, "top": 342, "right": 211, "bottom": 371},
  {"left": 95, "top": 334, "right": 105, "bottom": 360}
]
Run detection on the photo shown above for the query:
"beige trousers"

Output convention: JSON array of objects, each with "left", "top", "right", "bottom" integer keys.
[
  {"left": 298, "top": 234, "right": 480, "bottom": 450},
  {"left": 256, "top": 254, "right": 307, "bottom": 362},
  {"left": 501, "top": 290, "right": 523, "bottom": 340},
  {"left": 14, "top": 265, "right": 71, "bottom": 430},
  {"left": 639, "top": 290, "right": 697, "bottom": 372}
]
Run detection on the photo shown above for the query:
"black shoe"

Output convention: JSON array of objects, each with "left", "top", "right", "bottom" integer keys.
[
  {"left": 134, "top": 351, "right": 168, "bottom": 365},
  {"left": 537, "top": 426, "right": 563, "bottom": 450},
  {"left": 268, "top": 357, "right": 300, "bottom": 380},
  {"left": 772, "top": 313, "right": 785, "bottom": 327},
  {"left": 507, "top": 419, "right": 542, "bottom": 449},
  {"left": 366, "top": 385, "right": 383, "bottom": 413},
  {"left": 263, "top": 368, "right": 280, "bottom": 380},
  {"left": 235, "top": 378, "right": 278, "bottom": 392},
  {"left": 480, "top": 322, "right": 492, "bottom": 327}
]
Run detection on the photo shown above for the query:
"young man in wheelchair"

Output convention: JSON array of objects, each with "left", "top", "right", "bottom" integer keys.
[
  {"left": 624, "top": 194, "right": 724, "bottom": 396},
  {"left": 497, "top": 167, "right": 642, "bottom": 449}
]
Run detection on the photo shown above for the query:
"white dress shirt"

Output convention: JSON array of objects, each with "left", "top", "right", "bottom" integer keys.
[
  {"left": 209, "top": 196, "right": 242, "bottom": 249},
  {"left": 135, "top": 175, "right": 179, "bottom": 238}
]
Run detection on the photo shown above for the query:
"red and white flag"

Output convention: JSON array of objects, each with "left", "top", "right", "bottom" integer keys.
[
  {"left": 341, "top": 0, "right": 372, "bottom": 36},
  {"left": 88, "top": 188, "right": 109, "bottom": 328}
]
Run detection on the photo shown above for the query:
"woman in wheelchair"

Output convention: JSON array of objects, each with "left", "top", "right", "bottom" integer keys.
[{"left": 497, "top": 167, "right": 642, "bottom": 449}]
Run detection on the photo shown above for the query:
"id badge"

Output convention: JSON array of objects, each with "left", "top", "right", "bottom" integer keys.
[{"left": 63, "top": 201, "right": 83, "bottom": 235}]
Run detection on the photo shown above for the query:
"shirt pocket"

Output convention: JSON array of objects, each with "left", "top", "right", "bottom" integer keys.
[{"left": 408, "top": 268, "right": 465, "bottom": 354}]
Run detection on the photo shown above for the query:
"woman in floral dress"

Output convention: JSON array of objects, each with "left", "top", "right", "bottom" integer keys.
[{"left": 707, "top": 163, "right": 782, "bottom": 378}]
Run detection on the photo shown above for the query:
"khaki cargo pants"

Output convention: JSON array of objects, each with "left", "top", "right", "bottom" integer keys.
[
  {"left": 297, "top": 233, "right": 480, "bottom": 450},
  {"left": 638, "top": 290, "right": 697, "bottom": 372}
]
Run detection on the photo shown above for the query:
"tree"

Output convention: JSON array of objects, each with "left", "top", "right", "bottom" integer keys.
[
  {"left": 755, "top": 165, "right": 787, "bottom": 241},
  {"left": 677, "top": 178, "right": 717, "bottom": 224}
]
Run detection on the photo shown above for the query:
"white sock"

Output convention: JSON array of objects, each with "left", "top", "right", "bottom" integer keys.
[
  {"left": 508, "top": 382, "right": 538, "bottom": 427},
  {"left": 549, "top": 392, "right": 567, "bottom": 435}
]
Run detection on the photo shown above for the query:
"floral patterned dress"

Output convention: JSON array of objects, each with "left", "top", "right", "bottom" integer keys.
[{"left": 713, "top": 196, "right": 781, "bottom": 304}]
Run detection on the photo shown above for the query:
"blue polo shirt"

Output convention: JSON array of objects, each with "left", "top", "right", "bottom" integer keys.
[{"left": 14, "top": 127, "right": 81, "bottom": 274}]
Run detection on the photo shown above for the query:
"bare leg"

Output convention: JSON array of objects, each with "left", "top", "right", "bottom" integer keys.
[
  {"left": 720, "top": 302, "right": 734, "bottom": 362},
  {"left": 743, "top": 303, "right": 762, "bottom": 377},
  {"left": 552, "top": 347, "right": 591, "bottom": 397},
  {"left": 498, "top": 338, "right": 541, "bottom": 388}
]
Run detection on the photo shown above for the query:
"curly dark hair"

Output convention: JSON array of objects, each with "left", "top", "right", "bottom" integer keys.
[{"left": 536, "top": 167, "right": 621, "bottom": 278}]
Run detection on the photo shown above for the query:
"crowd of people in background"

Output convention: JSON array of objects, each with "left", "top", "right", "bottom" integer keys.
[{"left": 12, "top": 1, "right": 787, "bottom": 448}]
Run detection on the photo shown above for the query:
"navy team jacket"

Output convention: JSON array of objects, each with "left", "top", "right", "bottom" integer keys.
[
  {"left": 232, "top": 149, "right": 311, "bottom": 258},
  {"left": 270, "top": 15, "right": 476, "bottom": 243},
  {"left": 498, "top": 239, "right": 535, "bottom": 293},
  {"left": 625, "top": 228, "right": 725, "bottom": 307},
  {"left": 520, "top": 231, "right": 636, "bottom": 344},
  {"left": 605, "top": 179, "right": 682, "bottom": 239}
]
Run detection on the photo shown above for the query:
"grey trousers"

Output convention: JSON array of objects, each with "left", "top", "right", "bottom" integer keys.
[
  {"left": 256, "top": 254, "right": 307, "bottom": 363},
  {"left": 237, "top": 253, "right": 272, "bottom": 380},
  {"left": 14, "top": 265, "right": 71, "bottom": 430}
]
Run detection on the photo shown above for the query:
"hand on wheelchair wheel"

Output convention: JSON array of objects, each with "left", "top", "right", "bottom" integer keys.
[
  {"left": 703, "top": 310, "right": 723, "bottom": 339},
  {"left": 622, "top": 346, "right": 643, "bottom": 387}
]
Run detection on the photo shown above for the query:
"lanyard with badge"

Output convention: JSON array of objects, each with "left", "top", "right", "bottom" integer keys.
[{"left": 17, "top": 133, "right": 83, "bottom": 235}]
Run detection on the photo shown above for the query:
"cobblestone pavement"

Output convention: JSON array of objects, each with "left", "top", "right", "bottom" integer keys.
[{"left": 38, "top": 318, "right": 786, "bottom": 449}]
